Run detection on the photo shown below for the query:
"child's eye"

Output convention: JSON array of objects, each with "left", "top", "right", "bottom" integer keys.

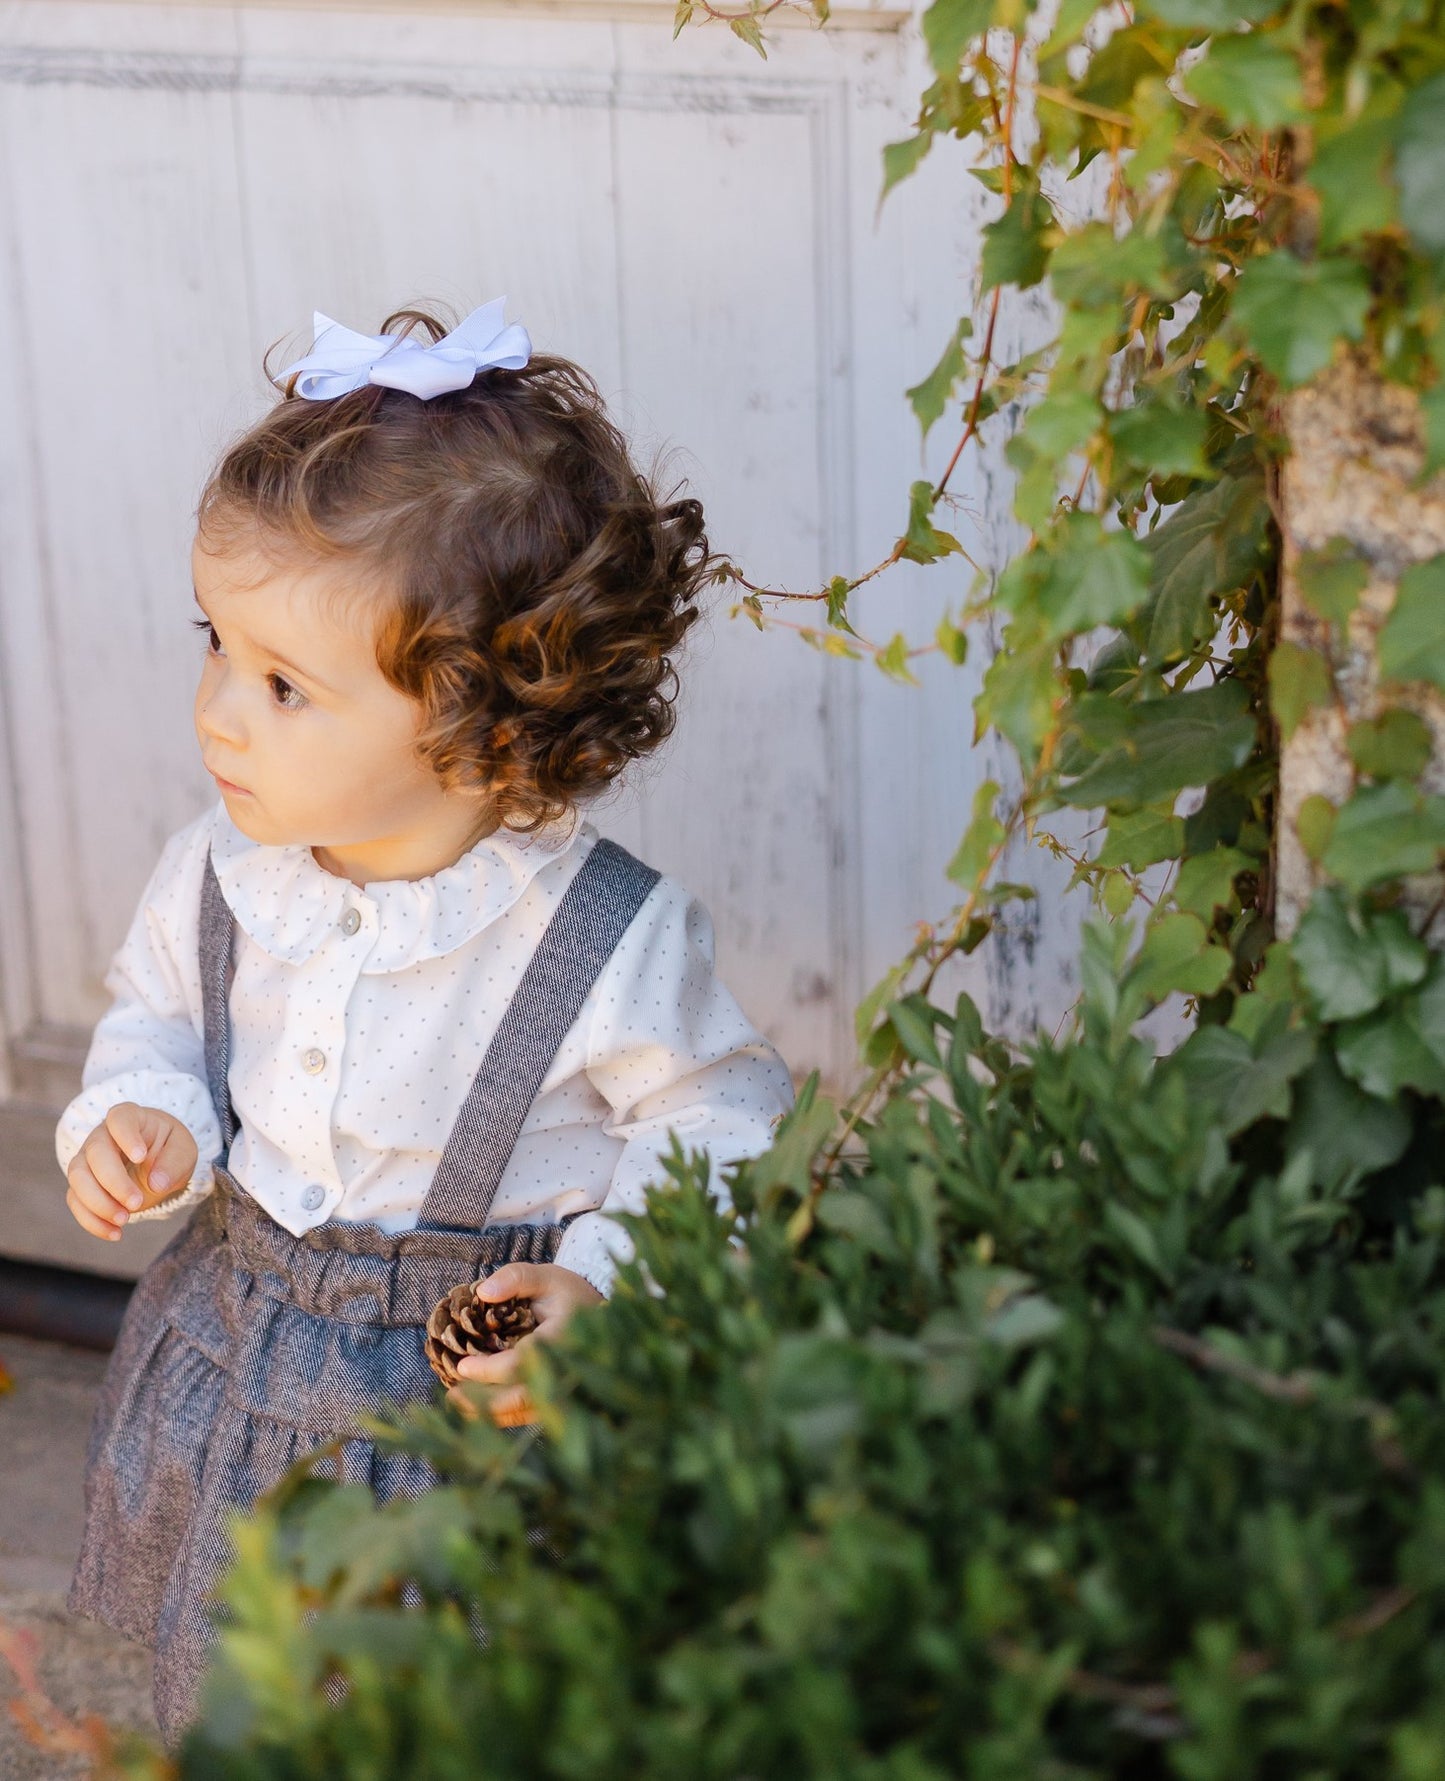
[
  {"left": 267, "top": 673, "right": 307, "bottom": 712},
  {"left": 192, "top": 618, "right": 306, "bottom": 710}
]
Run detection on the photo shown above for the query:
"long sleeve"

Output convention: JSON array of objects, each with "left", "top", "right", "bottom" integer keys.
[
  {"left": 553, "top": 877, "right": 794, "bottom": 1297},
  {"left": 55, "top": 816, "right": 223, "bottom": 1219}
]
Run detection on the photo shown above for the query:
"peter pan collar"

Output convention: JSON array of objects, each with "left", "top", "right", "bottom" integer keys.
[{"left": 207, "top": 801, "right": 585, "bottom": 970}]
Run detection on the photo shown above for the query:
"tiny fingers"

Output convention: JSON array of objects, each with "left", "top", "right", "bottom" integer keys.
[
  {"left": 444, "top": 1369, "right": 536, "bottom": 1426},
  {"left": 144, "top": 1122, "right": 197, "bottom": 1201},
  {"left": 487, "top": 1386, "right": 536, "bottom": 1428},
  {"left": 65, "top": 1171, "right": 125, "bottom": 1241},
  {"left": 446, "top": 1382, "right": 484, "bottom": 1421},
  {"left": 455, "top": 1347, "right": 518, "bottom": 1385},
  {"left": 83, "top": 1129, "right": 143, "bottom": 1213},
  {"left": 473, "top": 1262, "right": 545, "bottom": 1302},
  {"left": 102, "top": 1101, "right": 150, "bottom": 1168}
]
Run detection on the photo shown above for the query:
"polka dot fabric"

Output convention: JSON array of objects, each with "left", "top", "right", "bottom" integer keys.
[{"left": 55, "top": 803, "right": 795, "bottom": 1297}]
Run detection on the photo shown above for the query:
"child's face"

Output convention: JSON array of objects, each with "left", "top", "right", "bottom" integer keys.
[{"left": 192, "top": 538, "right": 487, "bottom": 879}]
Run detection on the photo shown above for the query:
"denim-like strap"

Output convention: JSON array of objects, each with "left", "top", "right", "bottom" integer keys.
[
  {"left": 417, "top": 838, "right": 660, "bottom": 1230},
  {"left": 199, "top": 850, "right": 238, "bottom": 1161}
]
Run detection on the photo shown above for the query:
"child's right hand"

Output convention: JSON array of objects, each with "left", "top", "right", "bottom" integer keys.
[{"left": 65, "top": 1103, "right": 198, "bottom": 1242}]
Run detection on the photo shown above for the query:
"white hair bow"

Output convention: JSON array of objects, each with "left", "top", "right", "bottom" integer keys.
[{"left": 277, "top": 297, "right": 532, "bottom": 401}]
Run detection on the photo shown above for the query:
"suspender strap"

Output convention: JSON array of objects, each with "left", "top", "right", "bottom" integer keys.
[
  {"left": 199, "top": 850, "right": 239, "bottom": 1160},
  {"left": 417, "top": 838, "right": 660, "bottom": 1230},
  {"left": 198, "top": 837, "right": 661, "bottom": 1233}
]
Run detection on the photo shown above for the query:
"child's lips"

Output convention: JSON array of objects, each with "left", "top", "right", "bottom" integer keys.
[{"left": 208, "top": 768, "right": 252, "bottom": 797}]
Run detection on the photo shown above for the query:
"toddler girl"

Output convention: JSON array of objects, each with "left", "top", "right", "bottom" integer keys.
[{"left": 55, "top": 299, "right": 794, "bottom": 1739}]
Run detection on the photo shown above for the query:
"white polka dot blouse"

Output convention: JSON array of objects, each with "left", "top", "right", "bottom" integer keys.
[{"left": 54, "top": 803, "right": 796, "bottom": 1297}]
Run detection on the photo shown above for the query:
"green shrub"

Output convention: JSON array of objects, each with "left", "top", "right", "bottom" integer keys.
[{"left": 128, "top": 965, "right": 1445, "bottom": 1778}]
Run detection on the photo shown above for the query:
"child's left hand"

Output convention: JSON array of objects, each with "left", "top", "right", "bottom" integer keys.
[{"left": 447, "top": 1262, "right": 603, "bottom": 1427}]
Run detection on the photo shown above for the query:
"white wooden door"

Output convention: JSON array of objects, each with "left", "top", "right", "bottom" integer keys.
[{"left": 0, "top": 0, "right": 1066, "bottom": 1277}]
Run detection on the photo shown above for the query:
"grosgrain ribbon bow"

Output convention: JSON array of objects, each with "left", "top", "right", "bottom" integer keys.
[{"left": 277, "top": 298, "right": 532, "bottom": 401}]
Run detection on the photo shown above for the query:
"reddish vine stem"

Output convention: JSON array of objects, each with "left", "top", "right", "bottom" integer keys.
[{"left": 934, "top": 284, "right": 1004, "bottom": 503}]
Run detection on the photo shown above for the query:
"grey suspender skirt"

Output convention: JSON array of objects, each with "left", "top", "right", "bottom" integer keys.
[{"left": 67, "top": 837, "right": 659, "bottom": 1740}]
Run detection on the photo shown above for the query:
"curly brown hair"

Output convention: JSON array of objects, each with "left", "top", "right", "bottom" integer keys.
[{"left": 197, "top": 307, "right": 717, "bottom": 833}]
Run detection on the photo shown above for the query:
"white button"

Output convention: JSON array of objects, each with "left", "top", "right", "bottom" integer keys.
[
  {"left": 300, "top": 1183, "right": 326, "bottom": 1212},
  {"left": 301, "top": 1047, "right": 326, "bottom": 1074},
  {"left": 340, "top": 907, "right": 361, "bottom": 936}
]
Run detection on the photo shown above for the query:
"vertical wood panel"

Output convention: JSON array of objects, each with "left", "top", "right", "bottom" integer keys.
[
  {"left": 0, "top": 69, "right": 254, "bottom": 1025},
  {"left": 610, "top": 93, "right": 843, "bottom": 1077}
]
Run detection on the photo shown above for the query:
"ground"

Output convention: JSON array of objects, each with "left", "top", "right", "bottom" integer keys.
[{"left": 0, "top": 1334, "right": 157, "bottom": 1775}]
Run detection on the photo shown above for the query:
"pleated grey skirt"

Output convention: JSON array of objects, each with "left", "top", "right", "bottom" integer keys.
[{"left": 68, "top": 1172, "right": 566, "bottom": 1739}]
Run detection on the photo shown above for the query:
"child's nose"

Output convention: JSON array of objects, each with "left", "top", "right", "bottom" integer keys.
[{"left": 196, "top": 674, "right": 245, "bottom": 747}]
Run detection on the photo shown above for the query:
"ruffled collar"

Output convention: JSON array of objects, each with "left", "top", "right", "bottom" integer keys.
[{"left": 207, "top": 801, "right": 585, "bottom": 971}]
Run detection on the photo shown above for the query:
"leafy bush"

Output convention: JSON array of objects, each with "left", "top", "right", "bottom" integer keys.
[
  {"left": 129, "top": 967, "right": 1445, "bottom": 1778},
  {"left": 117, "top": 0, "right": 1445, "bottom": 1772}
]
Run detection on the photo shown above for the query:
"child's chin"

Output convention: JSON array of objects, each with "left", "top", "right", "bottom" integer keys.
[{"left": 221, "top": 799, "right": 284, "bottom": 844}]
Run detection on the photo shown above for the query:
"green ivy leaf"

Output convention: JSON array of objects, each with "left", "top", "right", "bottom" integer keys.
[
  {"left": 978, "top": 629, "right": 1058, "bottom": 765},
  {"left": 1108, "top": 402, "right": 1211, "bottom": 480},
  {"left": 1296, "top": 538, "right": 1368, "bottom": 630},
  {"left": 1035, "top": 516, "right": 1151, "bottom": 635},
  {"left": 1284, "top": 1049, "right": 1410, "bottom": 1192},
  {"left": 1292, "top": 886, "right": 1429, "bottom": 1022},
  {"left": 980, "top": 173, "right": 1055, "bottom": 293},
  {"left": 1377, "top": 555, "right": 1445, "bottom": 691},
  {"left": 1309, "top": 113, "right": 1397, "bottom": 251},
  {"left": 947, "top": 780, "right": 1004, "bottom": 889},
  {"left": 907, "top": 319, "right": 972, "bottom": 440},
  {"left": 728, "top": 13, "right": 768, "bottom": 56},
  {"left": 1335, "top": 962, "right": 1445, "bottom": 1098},
  {"left": 1231, "top": 252, "right": 1371, "bottom": 388},
  {"left": 1346, "top": 709, "right": 1432, "bottom": 782},
  {"left": 1096, "top": 807, "right": 1184, "bottom": 870},
  {"left": 1395, "top": 72, "right": 1445, "bottom": 259},
  {"left": 935, "top": 612, "right": 969, "bottom": 664},
  {"left": 1174, "top": 846, "right": 1250, "bottom": 920},
  {"left": 1075, "top": 26, "right": 1160, "bottom": 118},
  {"left": 920, "top": 0, "right": 992, "bottom": 76},
  {"left": 1267, "top": 641, "right": 1333, "bottom": 743},
  {"left": 1295, "top": 793, "right": 1337, "bottom": 862},
  {"left": 1186, "top": 34, "right": 1302, "bottom": 129},
  {"left": 899, "top": 480, "right": 963, "bottom": 565},
  {"left": 1229, "top": 940, "right": 1300, "bottom": 1044},
  {"left": 1050, "top": 225, "right": 1166, "bottom": 309},
  {"left": 1319, "top": 781, "right": 1445, "bottom": 892},
  {"left": 1132, "top": 912, "right": 1232, "bottom": 1002},
  {"left": 1170, "top": 1021, "right": 1316, "bottom": 1136},
  {"left": 1143, "top": 466, "right": 1269, "bottom": 663},
  {"left": 876, "top": 633, "right": 919, "bottom": 684},
  {"left": 1059, "top": 680, "right": 1256, "bottom": 810},
  {"left": 1012, "top": 390, "right": 1099, "bottom": 462},
  {"left": 882, "top": 132, "right": 935, "bottom": 201}
]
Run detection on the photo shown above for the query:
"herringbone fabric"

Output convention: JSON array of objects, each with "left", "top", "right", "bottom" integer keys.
[{"left": 68, "top": 834, "right": 659, "bottom": 1740}]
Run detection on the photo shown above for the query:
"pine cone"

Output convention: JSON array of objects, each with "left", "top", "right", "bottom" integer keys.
[{"left": 424, "top": 1283, "right": 538, "bottom": 1388}]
